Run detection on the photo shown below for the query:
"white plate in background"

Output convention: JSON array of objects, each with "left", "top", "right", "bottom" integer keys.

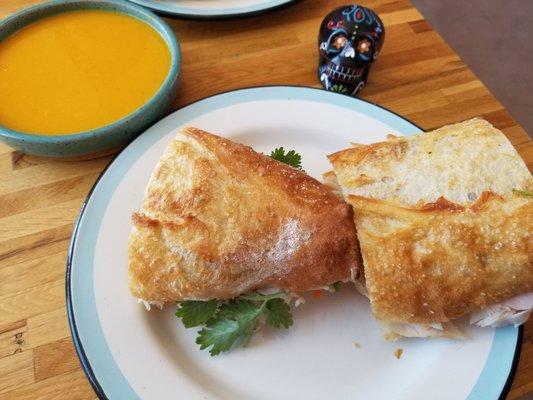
[{"left": 126, "top": 0, "right": 297, "bottom": 18}]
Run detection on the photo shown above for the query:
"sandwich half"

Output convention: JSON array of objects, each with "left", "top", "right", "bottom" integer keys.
[
  {"left": 129, "top": 127, "right": 360, "bottom": 306},
  {"left": 328, "top": 118, "right": 533, "bottom": 339}
]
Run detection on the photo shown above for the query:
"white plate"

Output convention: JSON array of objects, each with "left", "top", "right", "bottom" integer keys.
[
  {"left": 125, "top": 0, "right": 297, "bottom": 18},
  {"left": 67, "top": 86, "right": 521, "bottom": 400}
]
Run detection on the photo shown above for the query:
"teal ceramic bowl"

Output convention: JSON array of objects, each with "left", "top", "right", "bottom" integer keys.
[{"left": 0, "top": 0, "right": 181, "bottom": 158}]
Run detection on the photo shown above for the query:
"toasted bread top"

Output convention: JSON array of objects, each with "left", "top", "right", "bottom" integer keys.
[
  {"left": 129, "top": 127, "right": 360, "bottom": 302},
  {"left": 328, "top": 118, "right": 532, "bottom": 207},
  {"left": 349, "top": 193, "right": 532, "bottom": 323},
  {"left": 328, "top": 118, "right": 533, "bottom": 324}
]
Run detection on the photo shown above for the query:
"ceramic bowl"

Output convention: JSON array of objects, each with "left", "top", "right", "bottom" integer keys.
[{"left": 0, "top": 0, "right": 181, "bottom": 158}]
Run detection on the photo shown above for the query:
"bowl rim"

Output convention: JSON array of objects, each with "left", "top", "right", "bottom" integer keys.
[{"left": 0, "top": 0, "right": 181, "bottom": 144}]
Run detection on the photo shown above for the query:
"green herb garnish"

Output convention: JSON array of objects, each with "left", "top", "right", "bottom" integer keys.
[
  {"left": 513, "top": 189, "right": 533, "bottom": 198},
  {"left": 332, "top": 281, "right": 341, "bottom": 292},
  {"left": 270, "top": 147, "right": 302, "bottom": 169},
  {"left": 175, "top": 299, "right": 218, "bottom": 328},
  {"left": 176, "top": 292, "right": 293, "bottom": 356}
]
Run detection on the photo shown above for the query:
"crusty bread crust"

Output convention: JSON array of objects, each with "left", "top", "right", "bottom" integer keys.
[
  {"left": 129, "top": 127, "right": 360, "bottom": 302},
  {"left": 329, "top": 118, "right": 532, "bottom": 207},
  {"left": 328, "top": 118, "right": 533, "bottom": 324},
  {"left": 349, "top": 193, "right": 532, "bottom": 323}
]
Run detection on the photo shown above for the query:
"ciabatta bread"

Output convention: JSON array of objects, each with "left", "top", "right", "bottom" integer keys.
[
  {"left": 329, "top": 118, "right": 532, "bottom": 207},
  {"left": 328, "top": 118, "right": 533, "bottom": 325},
  {"left": 129, "top": 127, "right": 360, "bottom": 303}
]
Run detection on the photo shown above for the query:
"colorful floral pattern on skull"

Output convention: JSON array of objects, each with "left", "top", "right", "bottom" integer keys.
[{"left": 318, "top": 5, "right": 385, "bottom": 96}]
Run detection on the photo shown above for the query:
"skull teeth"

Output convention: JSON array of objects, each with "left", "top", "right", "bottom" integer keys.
[{"left": 325, "top": 63, "right": 363, "bottom": 82}]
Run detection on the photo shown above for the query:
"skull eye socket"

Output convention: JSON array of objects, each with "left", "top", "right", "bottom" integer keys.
[
  {"left": 331, "top": 34, "right": 348, "bottom": 50},
  {"left": 357, "top": 39, "right": 372, "bottom": 53},
  {"left": 353, "top": 35, "right": 376, "bottom": 62}
]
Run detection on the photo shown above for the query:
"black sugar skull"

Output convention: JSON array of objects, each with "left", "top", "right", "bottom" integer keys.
[{"left": 318, "top": 5, "right": 385, "bottom": 95}]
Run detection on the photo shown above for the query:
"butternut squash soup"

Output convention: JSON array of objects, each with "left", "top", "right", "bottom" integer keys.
[{"left": 0, "top": 10, "right": 171, "bottom": 135}]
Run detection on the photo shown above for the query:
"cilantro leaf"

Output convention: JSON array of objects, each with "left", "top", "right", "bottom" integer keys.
[
  {"left": 197, "top": 300, "right": 263, "bottom": 355},
  {"left": 175, "top": 300, "right": 218, "bottom": 328},
  {"left": 218, "top": 300, "right": 262, "bottom": 323},
  {"left": 333, "top": 281, "right": 341, "bottom": 292},
  {"left": 265, "top": 298, "right": 293, "bottom": 329},
  {"left": 513, "top": 189, "right": 533, "bottom": 198},
  {"left": 191, "top": 293, "right": 293, "bottom": 356},
  {"left": 197, "top": 318, "right": 241, "bottom": 356},
  {"left": 270, "top": 147, "right": 302, "bottom": 169},
  {"left": 227, "top": 301, "right": 259, "bottom": 348}
]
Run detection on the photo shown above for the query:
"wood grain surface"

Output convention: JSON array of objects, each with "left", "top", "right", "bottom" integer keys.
[{"left": 0, "top": 1, "right": 531, "bottom": 399}]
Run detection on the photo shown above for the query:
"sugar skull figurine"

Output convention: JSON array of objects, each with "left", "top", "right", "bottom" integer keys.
[{"left": 318, "top": 5, "right": 385, "bottom": 95}]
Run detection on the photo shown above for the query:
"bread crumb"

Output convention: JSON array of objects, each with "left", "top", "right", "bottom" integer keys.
[
  {"left": 394, "top": 348, "right": 403, "bottom": 359},
  {"left": 353, "top": 342, "right": 362, "bottom": 349}
]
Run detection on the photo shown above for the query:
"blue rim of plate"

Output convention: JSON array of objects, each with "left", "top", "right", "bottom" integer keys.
[
  {"left": 65, "top": 85, "right": 523, "bottom": 400},
  {"left": 125, "top": 0, "right": 299, "bottom": 19}
]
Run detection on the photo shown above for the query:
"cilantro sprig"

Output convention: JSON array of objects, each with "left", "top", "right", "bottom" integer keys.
[
  {"left": 513, "top": 189, "right": 533, "bottom": 198},
  {"left": 175, "top": 299, "right": 218, "bottom": 328},
  {"left": 176, "top": 292, "right": 293, "bottom": 356},
  {"left": 270, "top": 147, "right": 302, "bottom": 169}
]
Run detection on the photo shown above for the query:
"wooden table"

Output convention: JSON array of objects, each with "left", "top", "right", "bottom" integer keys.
[{"left": 0, "top": 1, "right": 531, "bottom": 399}]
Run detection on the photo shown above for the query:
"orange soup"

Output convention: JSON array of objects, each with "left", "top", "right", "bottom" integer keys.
[{"left": 0, "top": 10, "right": 171, "bottom": 135}]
